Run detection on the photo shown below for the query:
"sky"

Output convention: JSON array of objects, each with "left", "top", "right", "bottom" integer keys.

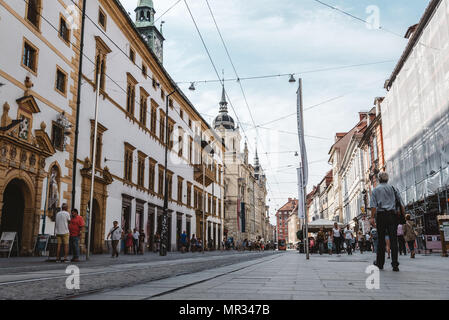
[{"left": 121, "top": 0, "right": 429, "bottom": 223}]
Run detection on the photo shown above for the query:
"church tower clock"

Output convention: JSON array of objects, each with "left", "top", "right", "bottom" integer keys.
[{"left": 135, "top": 0, "right": 165, "bottom": 63}]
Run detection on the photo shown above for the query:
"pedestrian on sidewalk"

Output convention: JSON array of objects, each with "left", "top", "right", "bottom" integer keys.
[
  {"left": 180, "top": 231, "right": 187, "bottom": 253},
  {"left": 68, "top": 208, "right": 84, "bottom": 262},
  {"left": 397, "top": 223, "right": 407, "bottom": 255},
  {"left": 403, "top": 214, "right": 417, "bottom": 259},
  {"left": 317, "top": 228, "right": 325, "bottom": 255},
  {"left": 153, "top": 232, "right": 161, "bottom": 253},
  {"left": 332, "top": 222, "right": 342, "bottom": 255},
  {"left": 190, "top": 234, "right": 197, "bottom": 252},
  {"left": 344, "top": 225, "right": 353, "bottom": 255},
  {"left": 357, "top": 231, "right": 365, "bottom": 254},
  {"left": 125, "top": 230, "right": 133, "bottom": 254},
  {"left": 370, "top": 226, "right": 378, "bottom": 253},
  {"left": 107, "top": 221, "right": 123, "bottom": 258},
  {"left": 370, "top": 171, "right": 405, "bottom": 272},
  {"left": 55, "top": 204, "right": 71, "bottom": 263},
  {"left": 327, "top": 231, "right": 333, "bottom": 255},
  {"left": 138, "top": 229, "right": 146, "bottom": 254},
  {"left": 132, "top": 228, "right": 139, "bottom": 255}
]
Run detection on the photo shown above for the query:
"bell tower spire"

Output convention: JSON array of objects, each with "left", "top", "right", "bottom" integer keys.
[{"left": 135, "top": 0, "right": 165, "bottom": 63}]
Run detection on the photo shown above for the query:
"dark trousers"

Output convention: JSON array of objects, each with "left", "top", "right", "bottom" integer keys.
[
  {"left": 112, "top": 240, "right": 120, "bottom": 257},
  {"left": 334, "top": 237, "right": 341, "bottom": 254},
  {"left": 376, "top": 211, "right": 399, "bottom": 268},
  {"left": 69, "top": 236, "right": 80, "bottom": 259},
  {"left": 398, "top": 235, "right": 407, "bottom": 255},
  {"left": 407, "top": 240, "right": 415, "bottom": 253},
  {"left": 133, "top": 238, "right": 138, "bottom": 254}
]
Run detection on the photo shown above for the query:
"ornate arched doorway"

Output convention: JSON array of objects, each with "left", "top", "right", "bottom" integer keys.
[{"left": 0, "top": 178, "right": 32, "bottom": 254}]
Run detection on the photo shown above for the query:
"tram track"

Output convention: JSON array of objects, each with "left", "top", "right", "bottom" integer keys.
[
  {"left": 61, "top": 252, "right": 283, "bottom": 300},
  {"left": 0, "top": 251, "right": 280, "bottom": 300}
]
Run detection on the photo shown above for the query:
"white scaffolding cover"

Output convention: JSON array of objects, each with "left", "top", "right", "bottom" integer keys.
[{"left": 382, "top": 0, "right": 449, "bottom": 205}]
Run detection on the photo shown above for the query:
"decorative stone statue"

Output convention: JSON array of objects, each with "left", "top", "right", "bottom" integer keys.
[
  {"left": 1, "top": 102, "right": 12, "bottom": 127},
  {"left": 48, "top": 166, "right": 60, "bottom": 220}
]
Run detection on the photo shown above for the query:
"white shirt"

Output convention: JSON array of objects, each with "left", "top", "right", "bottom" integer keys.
[
  {"left": 133, "top": 231, "right": 140, "bottom": 240},
  {"left": 109, "top": 226, "right": 123, "bottom": 240},
  {"left": 333, "top": 228, "right": 341, "bottom": 238},
  {"left": 344, "top": 229, "right": 353, "bottom": 240},
  {"left": 55, "top": 210, "right": 71, "bottom": 235}
]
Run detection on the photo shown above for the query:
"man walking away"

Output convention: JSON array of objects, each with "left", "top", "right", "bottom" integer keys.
[
  {"left": 332, "top": 222, "right": 342, "bottom": 255},
  {"left": 107, "top": 221, "right": 123, "bottom": 258},
  {"left": 404, "top": 214, "right": 417, "bottom": 259},
  {"left": 55, "top": 204, "right": 71, "bottom": 262},
  {"left": 68, "top": 209, "right": 84, "bottom": 262},
  {"left": 370, "top": 172, "right": 405, "bottom": 272}
]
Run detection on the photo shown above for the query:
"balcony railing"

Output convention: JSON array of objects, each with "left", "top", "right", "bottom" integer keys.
[{"left": 194, "top": 164, "right": 214, "bottom": 187}]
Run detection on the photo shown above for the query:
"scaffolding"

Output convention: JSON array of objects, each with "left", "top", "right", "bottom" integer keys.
[{"left": 382, "top": 0, "right": 449, "bottom": 247}]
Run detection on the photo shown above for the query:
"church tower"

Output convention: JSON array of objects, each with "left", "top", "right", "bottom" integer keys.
[{"left": 135, "top": 0, "right": 165, "bottom": 63}]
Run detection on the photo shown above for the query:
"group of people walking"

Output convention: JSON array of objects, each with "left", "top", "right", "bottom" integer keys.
[{"left": 309, "top": 172, "right": 418, "bottom": 273}]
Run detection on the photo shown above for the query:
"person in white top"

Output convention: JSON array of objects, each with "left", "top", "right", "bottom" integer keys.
[
  {"left": 344, "top": 225, "right": 353, "bottom": 255},
  {"left": 332, "top": 222, "right": 342, "bottom": 255},
  {"left": 55, "top": 203, "right": 71, "bottom": 262},
  {"left": 132, "top": 228, "right": 140, "bottom": 255},
  {"left": 107, "top": 221, "right": 123, "bottom": 258}
]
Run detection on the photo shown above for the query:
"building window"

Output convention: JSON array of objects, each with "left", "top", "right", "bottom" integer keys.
[
  {"left": 189, "top": 136, "right": 193, "bottom": 164},
  {"left": 26, "top": 0, "right": 41, "bottom": 29},
  {"left": 150, "top": 100, "right": 157, "bottom": 135},
  {"left": 159, "top": 110, "right": 166, "bottom": 143},
  {"left": 59, "top": 16, "right": 70, "bottom": 44},
  {"left": 177, "top": 177, "right": 183, "bottom": 202},
  {"left": 169, "top": 98, "right": 174, "bottom": 108},
  {"left": 51, "top": 122, "right": 64, "bottom": 151},
  {"left": 158, "top": 165, "right": 164, "bottom": 195},
  {"left": 98, "top": 7, "right": 107, "bottom": 30},
  {"left": 178, "top": 128, "right": 183, "bottom": 157},
  {"left": 186, "top": 183, "right": 192, "bottom": 207},
  {"left": 137, "top": 152, "right": 146, "bottom": 188},
  {"left": 168, "top": 118, "right": 174, "bottom": 149},
  {"left": 167, "top": 172, "right": 173, "bottom": 200},
  {"left": 142, "top": 64, "right": 147, "bottom": 78},
  {"left": 90, "top": 120, "right": 107, "bottom": 169},
  {"left": 55, "top": 67, "right": 67, "bottom": 95},
  {"left": 94, "top": 36, "right": 111, "bottom": 91},
  {"left": 180, "top": 109, "right": 184, "bottom": 119},
  {"left": 22, "top": 39, "right": 38, "bottom": 74},
  {"left": 152, "top": 77, "right": 157, "bottom": 89},
  {"left": 149, "top": 159, "right": 156, "bottom": 192},
  {"left": 161, "top": 89, "right": 165, "bottom": 101},
  {"left": 129, "top": 47, "right": 135, "bottom": 63},
  {"left": 139, "top": 89, "right": 148, "bottom": 127},
  {"left": 126, "top": 73, "right": 137, "bottom": 117},
  {"left": 124, "top": 143, "right": 135, "bottom": 182}
]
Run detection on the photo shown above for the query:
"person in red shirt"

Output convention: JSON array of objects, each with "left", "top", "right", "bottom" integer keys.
[{"left": 68, "top": 209, "right": 85, "bottom": 262}]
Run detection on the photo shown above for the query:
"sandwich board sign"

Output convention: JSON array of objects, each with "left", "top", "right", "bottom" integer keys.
[{"left": 0, "top": 232, "right": 18, "bottom": 258}]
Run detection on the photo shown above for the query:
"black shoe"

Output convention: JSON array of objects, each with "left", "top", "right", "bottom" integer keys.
[
  {"left": 373, "top": 261, "right": 383, "bottom": 270},
  {"left": 392, "top": 266, "right": 400, "bottom": 272}
]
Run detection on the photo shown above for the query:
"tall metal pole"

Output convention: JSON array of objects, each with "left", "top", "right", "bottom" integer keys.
[
  {"left": 86, "top": 67, "right": 101, "bottom": 260},
  {"left": 202, "top": 159, "right": 206, "bottom": 253},
  {"left": 297, "top": 78, "right": 309, "bottom": 260},
  {"left": 161, "top": 91, "right": 176, "bottom": 256},
  {"left": 71, "top": 0, "right": 88, "bottom": 210}
]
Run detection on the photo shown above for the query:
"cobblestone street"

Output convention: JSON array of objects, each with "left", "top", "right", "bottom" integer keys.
[{"left": 74, "top": 251, "right": 449, "bottom": 300}]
